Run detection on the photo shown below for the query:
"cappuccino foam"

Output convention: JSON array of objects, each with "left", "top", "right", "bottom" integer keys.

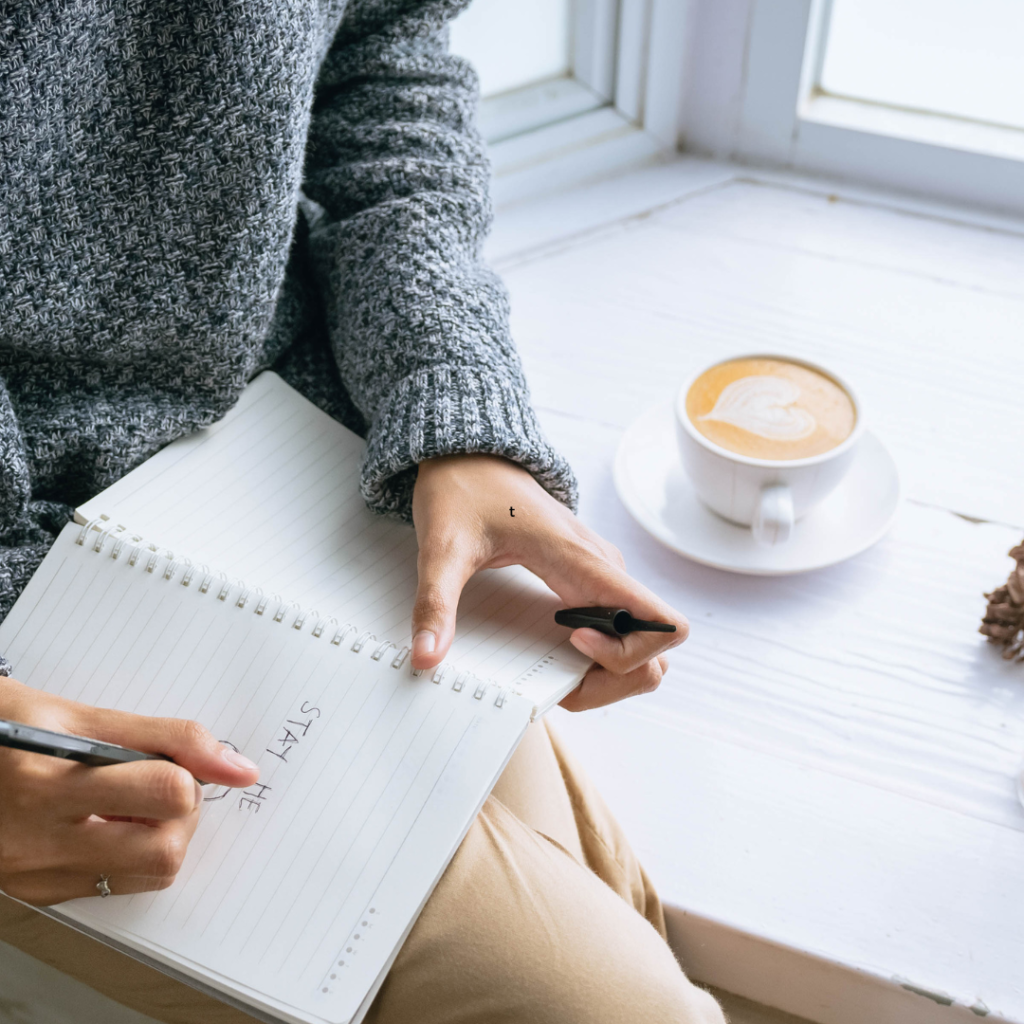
[{"left": 685, "top": 357, "right": 855, "bottom": 460}]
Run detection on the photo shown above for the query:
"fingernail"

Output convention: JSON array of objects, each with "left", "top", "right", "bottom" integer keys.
[
  {"left": 221, "top": 747, "right": 259, "bottom": 772},
  {"left": 193, "top": 780, "right": 204, "bottom": 808},
  {"left": 412, "top": 630, "right": 436, "bottom": 659}
]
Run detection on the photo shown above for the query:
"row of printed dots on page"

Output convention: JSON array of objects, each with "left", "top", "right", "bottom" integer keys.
[{"left": 322, "top": 907, "right": 378, "bottom": 992}]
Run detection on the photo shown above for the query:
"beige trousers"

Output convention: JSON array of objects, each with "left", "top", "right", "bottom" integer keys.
[{"left": 0, "top": 721, "right": 724, "bottom": 1024}]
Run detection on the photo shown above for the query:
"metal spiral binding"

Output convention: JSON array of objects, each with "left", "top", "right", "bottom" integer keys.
[{"left": 74, "top": 519, "right": 507, "bottom": 707}]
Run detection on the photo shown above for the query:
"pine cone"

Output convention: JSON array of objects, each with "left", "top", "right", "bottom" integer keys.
[{"left": 981, "top": 543, "right": 1024, "bottom": 662}]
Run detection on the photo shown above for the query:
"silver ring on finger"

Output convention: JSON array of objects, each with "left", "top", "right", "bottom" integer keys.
[{"left": 96, "top": 875, "right": 112, "bottom": 898}]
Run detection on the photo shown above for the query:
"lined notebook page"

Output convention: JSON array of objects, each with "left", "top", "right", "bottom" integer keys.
[
  {"left": 0, "top": 524, "right": 530, "bottom": 1024},
  {"left": 77, "top": 373, "right": 589, "bottom": 714}
]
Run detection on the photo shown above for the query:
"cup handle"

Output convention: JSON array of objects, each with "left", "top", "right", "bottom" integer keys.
[{"left": 752, "top": 484, "right": 794, "bottom": 546}]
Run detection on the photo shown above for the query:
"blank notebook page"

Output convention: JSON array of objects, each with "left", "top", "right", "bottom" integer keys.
[
  {"left": 0, "top": 523, "right": 532, "bottom": 1024},
  {"left": 77, "top": 373, "right": 589, "bottom": 714}
]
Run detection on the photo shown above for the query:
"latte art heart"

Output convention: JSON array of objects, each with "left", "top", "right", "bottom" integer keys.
[{"left": 698, "top": 375, "right": 816, "bottom": 441}]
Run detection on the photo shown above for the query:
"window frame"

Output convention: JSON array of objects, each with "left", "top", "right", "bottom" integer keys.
[
  {"left": 473, "top": 0, "right": 690, "bottom": 207},
  {"left": 679, "top": 0, "right": 1024, "bottom": 216}
]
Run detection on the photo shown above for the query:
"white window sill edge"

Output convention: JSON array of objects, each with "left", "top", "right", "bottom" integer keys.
[
  {"left": 725, "top": 93, "right": 1024, "bottom": 221},
  {"left": 664, "top": 907, "right": 994, "bottom": 1024},
  {"left": 486, "top": 106, "right": 668, "bottom": 209},
  {"left": 478, "top": 77, "right": 607, "bottom": 146},
  {"left": 487, "top": 150, "right": 1024, "bottom": 269},
  {"left": 800, "top": 93, "right": 1024, "bottom": 165}
]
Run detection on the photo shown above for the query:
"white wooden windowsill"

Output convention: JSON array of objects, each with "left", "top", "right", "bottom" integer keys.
[{"left": 488, "top": 156, "right": 1024, "bottom": 1024}]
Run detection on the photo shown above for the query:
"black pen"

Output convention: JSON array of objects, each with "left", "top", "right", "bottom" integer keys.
[
  {"left": 0, "top": 718, "right": 174, "bottom": 769},
  {"left": 554, "top": 607, "right": 677, "bottom": 637}
]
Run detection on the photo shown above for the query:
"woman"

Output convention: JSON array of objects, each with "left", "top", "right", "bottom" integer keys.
[{"left": 0, "top": 1, "right": 725, "bottom": 1020}]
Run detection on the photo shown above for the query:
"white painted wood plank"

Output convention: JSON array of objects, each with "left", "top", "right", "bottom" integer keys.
[
  {"left": 654, "top": 180, "right": 1024, "bottom": 301},
  {"left": 505, "top": 185, "right": 1024, "bottom": 526},
  {"left": 486, "top": 155, "right": 735, "bottom": 263},
  {"left": 489, "top": 155, "right": 1024, "bottom": 272},
  {"left": 741, "top": 162, "right": 1024, "bottom": 237}
]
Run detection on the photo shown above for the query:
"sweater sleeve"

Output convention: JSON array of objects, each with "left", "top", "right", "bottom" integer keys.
[
  {"left": 301, "top": 0, "right": 578, "bottom": 521},
  {"left": 0, "top": 374, "right": 74, "bottom": 671}
]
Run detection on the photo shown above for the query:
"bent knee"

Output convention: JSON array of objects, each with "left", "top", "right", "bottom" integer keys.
[
  {"left": 507, "top": 934, "right": 726, "bottom": 1024},
  {"left": 510, "top": 969, "right": 725, "bottom": 1024},
  {"left": 384, "top": 799, "right": 727, "bottom": 1024}
]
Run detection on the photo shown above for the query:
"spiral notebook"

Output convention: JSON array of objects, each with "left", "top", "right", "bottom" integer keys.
[{"left": 0, "top": 372, "right": 591, "bottom": 1024}]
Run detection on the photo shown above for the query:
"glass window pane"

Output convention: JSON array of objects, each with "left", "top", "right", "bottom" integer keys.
[
  {"left": 820, "top": 0, "right": 1024, "bottom": 131},
  {"left": 449, "top": 0, "right": 571, "bottom": 98}
]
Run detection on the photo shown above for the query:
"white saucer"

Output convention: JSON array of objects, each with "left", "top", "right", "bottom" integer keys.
[{"left": 614, "top": 405, "right": 901, "bottom": 575}]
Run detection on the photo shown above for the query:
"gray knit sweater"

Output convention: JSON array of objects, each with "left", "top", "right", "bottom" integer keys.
[{"left": 0, "top": 0, "right": 578, "bottom": 669}]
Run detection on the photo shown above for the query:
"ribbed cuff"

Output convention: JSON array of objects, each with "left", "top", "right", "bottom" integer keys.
[{"left": 360, "top": 365, "right": 579, "bottom": 522}]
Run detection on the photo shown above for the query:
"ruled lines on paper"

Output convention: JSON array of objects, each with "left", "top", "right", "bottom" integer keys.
[{"left": 0, "top": 525, "right": 532, "bottom": 1019}]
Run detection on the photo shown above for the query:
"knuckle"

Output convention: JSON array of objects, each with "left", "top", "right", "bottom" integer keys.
[
  {"left": 152, "top": 765, "right": 197, "bottom": 816},
  {"left": 177, "top": 718, "right": 211, "bottom": 749},
  {"left": 412, "top": 582, "right": 449, "bottom": 623},
  {"left": 150, "top": 834, "right": 188, "bottom": 877},
  {"left": 637, "top": 662, "right": 664, "bottom": 696},
  {"left": 566, "top": 531, "right": 607, "bottom": 564},
  {"left": 164, "top": 833, "right": 189, "bottom": 874},
  {"left": 609, "top": 545, "right": 626, "bottom": 569},
  {"left": 2, "top": 758, "right": 53, "bottom": 808},
  {"left": 567, "top": 523, "right": 624, "bottom": 569}
]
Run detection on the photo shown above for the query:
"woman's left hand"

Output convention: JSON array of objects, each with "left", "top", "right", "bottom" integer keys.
[{"left": 409, "top": 454, "right": 688, "bottom": 711}]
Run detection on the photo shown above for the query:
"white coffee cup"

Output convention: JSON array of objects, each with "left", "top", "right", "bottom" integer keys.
[{"left": 674, "top": 355, "right": 865, "bottom": 546}]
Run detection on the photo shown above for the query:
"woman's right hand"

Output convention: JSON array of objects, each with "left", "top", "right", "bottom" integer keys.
[{"left": 0, "top": 676, "right": 259, "bottom": 906}]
